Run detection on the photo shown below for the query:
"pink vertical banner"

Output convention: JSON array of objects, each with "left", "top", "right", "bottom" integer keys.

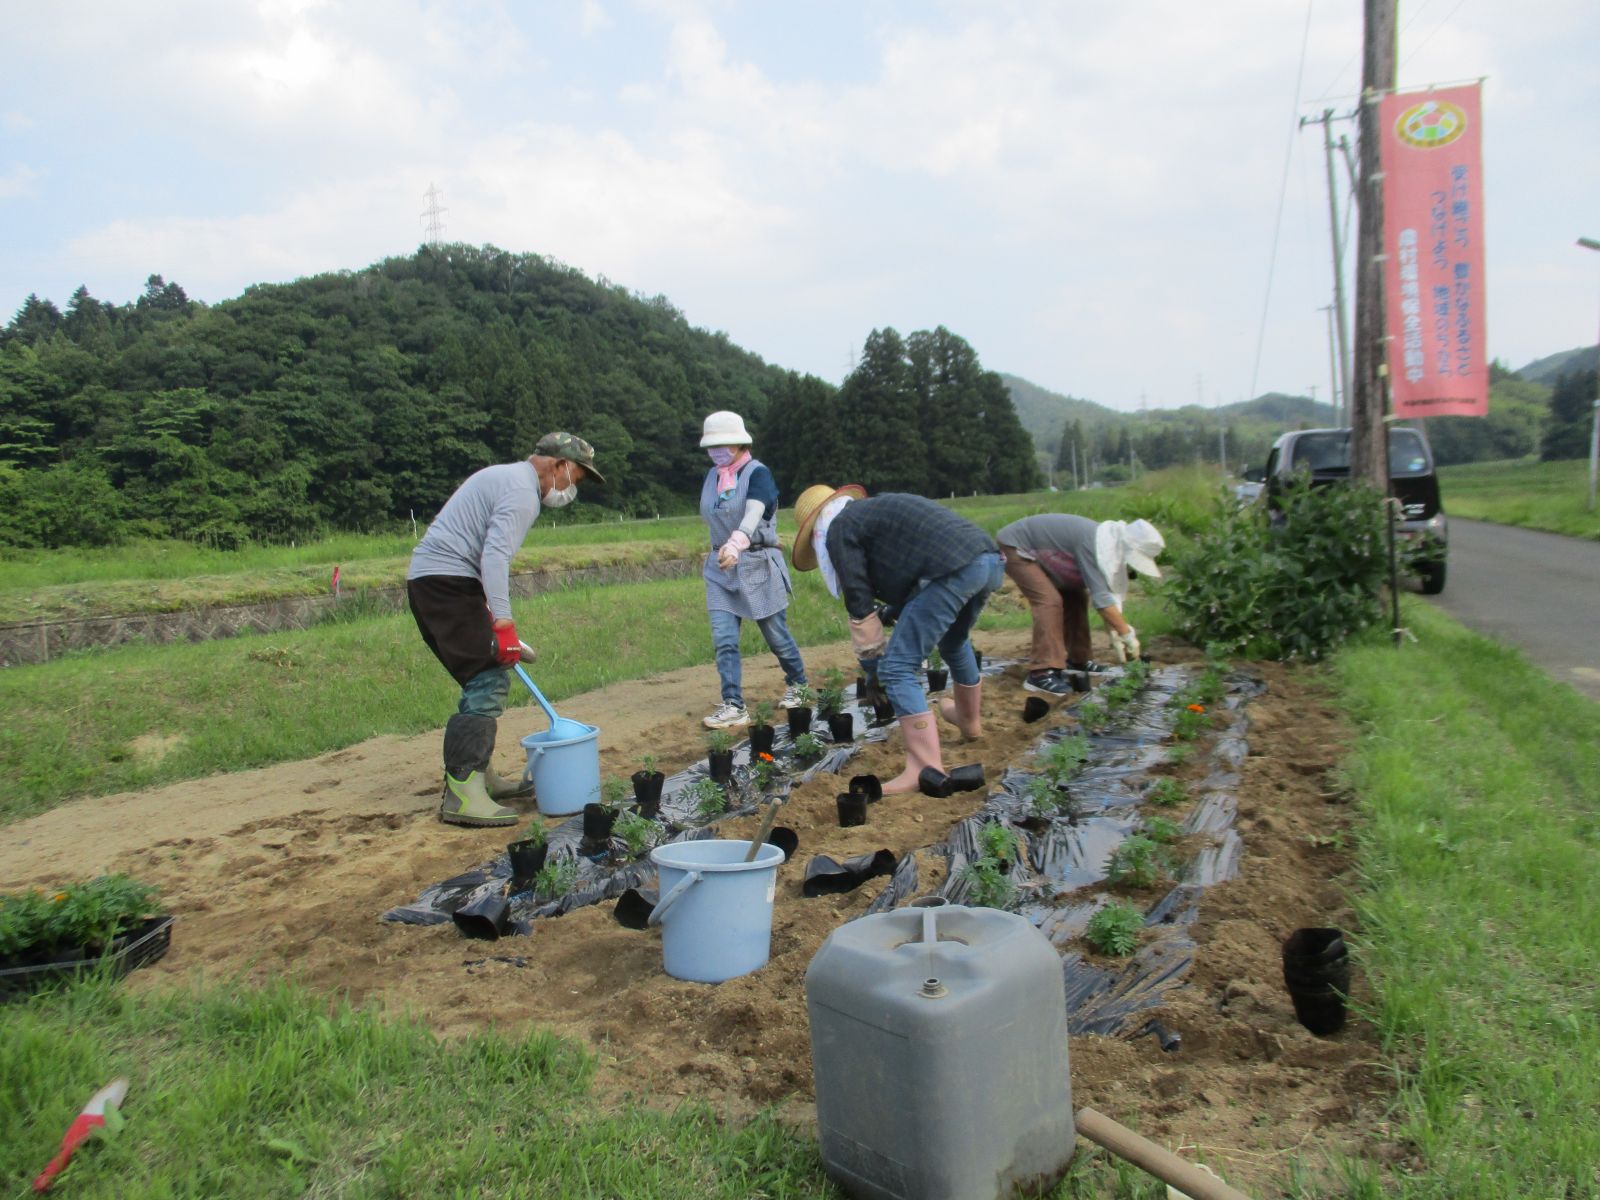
[{"left": 1380, "top": 83, "right": 1488, "bottom": 418}]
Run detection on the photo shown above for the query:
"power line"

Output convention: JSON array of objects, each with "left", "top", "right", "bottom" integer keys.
[{"left": 1247, "top": 0, "right": 1316, "bottom": 403}]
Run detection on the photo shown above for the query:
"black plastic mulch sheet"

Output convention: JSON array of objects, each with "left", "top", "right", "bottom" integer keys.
[
  {"left": 865, "top": 665, "right": 1265, "bottom": 1038},
  {"left": 381, "top": 666, "right": 1006, "bottom": 928}
]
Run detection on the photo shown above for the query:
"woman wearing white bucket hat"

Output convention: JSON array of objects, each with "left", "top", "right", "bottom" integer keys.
[
  {"left": 994, "top": 514, "right": 1165, "bottom": 695},
  {"left": 697, "top": 410, "right": 809, "bottom": 729}
]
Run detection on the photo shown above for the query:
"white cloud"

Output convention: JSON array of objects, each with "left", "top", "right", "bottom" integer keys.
[
  {"left": 578, "top": 0, "right": 613, "bottom": 36},
  {"left": 0, "top": 165, "right": 43, "bottom": 200}
]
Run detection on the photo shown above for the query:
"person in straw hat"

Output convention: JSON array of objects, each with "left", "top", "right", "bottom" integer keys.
[
  {"left": 407, "top": 433, "right": 605, "bottom": 827},
  {"left": 790, "top": 485, "right": 1003, "bottom": 796},
  {"left": 695, "top": 409, "right": 809, "bottom": 729},
  {"left": 994, "top": 513, "right": 1165, "bottom": 695}
]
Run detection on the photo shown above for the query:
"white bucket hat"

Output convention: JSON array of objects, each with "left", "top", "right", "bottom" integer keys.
[
  {"left": 1094, "top": 518, "right": 1166, "bottom": 606},
  {"left": 699, "top": 410, "right": 752, "bottom": 447}
]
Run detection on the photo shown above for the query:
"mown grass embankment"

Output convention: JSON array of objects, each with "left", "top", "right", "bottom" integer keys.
[
  {"left": 1328, "top": 598, "right": 1600, "bottom": 1197},
  {"left": 1438, "top": 457, "right": 1600, "bottom": 540},
  {"left": 0, "top": 469, "right": 1223, "bottom": 624}
]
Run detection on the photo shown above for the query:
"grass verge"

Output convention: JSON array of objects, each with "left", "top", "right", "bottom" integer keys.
[
  {"left": 1438, "top": 457, "right": 1600, "bottom": 540},
  {"left": 1329, "top": 599, "right": 1600, "bottom": 1197},
  {"left": 0, "top": 977, "right": 828, "bottom": 1198}
]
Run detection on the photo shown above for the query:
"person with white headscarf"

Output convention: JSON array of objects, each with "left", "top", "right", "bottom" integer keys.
[
  {"left": 994, "top": 514, "right": 1165, "bottom": 695},
  {"left": 790, "top": 484, "right": 1001, "bottom": 797}
]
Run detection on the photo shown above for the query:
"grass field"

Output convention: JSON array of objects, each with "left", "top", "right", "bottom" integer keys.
[
  {"left": 0, "top": 469, "right": 1225, "bottom": 624},
  {"left": 1439, "top": 457, "right": 1600, "bottom": 539}
]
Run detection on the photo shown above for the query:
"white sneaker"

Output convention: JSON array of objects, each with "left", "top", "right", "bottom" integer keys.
[
  {"left": 780, "top": 684, "right": 807, "bottom": 709},
  {"left": 703, "top": 702, "right": 750, "bottom": 729}
]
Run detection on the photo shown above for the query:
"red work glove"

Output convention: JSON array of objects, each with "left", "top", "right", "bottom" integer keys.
[{"left": 492, "top": 620, "right": 520, "bottom": 666}]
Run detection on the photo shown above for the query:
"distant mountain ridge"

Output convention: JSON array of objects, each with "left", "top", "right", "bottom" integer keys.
[{"left": 1516, "top": 345, "right": 1598, "bottom": 387}]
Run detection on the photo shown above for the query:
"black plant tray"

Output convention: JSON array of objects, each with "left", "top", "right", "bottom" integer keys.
[{"left": 0, "top": 915, "right": 174, "bottom": 1001}]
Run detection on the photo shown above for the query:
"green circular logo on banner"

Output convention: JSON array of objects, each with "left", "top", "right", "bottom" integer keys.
[{"left": 1394, "top": 99, "right": 1467, "bottom": 149}]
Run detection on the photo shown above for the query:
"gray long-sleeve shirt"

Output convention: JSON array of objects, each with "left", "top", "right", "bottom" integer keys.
[
  {"left": 407, "top": 462, "right": 542, "bottom": 619},
  {"left": 995, "top": 514, "right": 1117, "bottom": 610}
]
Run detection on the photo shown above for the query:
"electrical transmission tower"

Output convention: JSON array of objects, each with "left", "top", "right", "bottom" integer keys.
[{"left": 420, "top": 184, "right": 448, "bottom": 247}]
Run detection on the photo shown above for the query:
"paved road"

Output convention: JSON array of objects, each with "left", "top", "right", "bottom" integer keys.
[{"left": 1426, "top": 517, "right": 1600, "bottom": 701}]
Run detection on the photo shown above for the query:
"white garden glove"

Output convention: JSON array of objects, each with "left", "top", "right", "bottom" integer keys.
[
  {"left": 717, "top": 529, "right": 751, "bottom": 570},
  {"left": 849, "top": 612, "right": 886, "bottom": 659},
  {"left": 1110, "top": 627, "right": 1141, "bottom": 664}
]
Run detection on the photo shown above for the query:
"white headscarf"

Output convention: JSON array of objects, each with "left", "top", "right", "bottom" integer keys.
[
  {"left": 812, "top": 495, "right": 855, "bottom": 599},
  {"left": 1094, "top": 519, "right": 1166, "bottom": 608}
]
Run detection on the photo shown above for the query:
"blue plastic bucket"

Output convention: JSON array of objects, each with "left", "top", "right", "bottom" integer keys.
[
  {"left": 648, "top": 840, "right": 785, "bottom": 983},
  {"left": 519, "top": 722, "right": 601, "bottom": 816}
]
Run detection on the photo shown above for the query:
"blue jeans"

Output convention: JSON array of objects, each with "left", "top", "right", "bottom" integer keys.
[
  {"left": 708, "top": 607, "right": 806, "bottom": 705},
  {"left": 871, "top": 552, "right": 1004, "bottom": 717},
  {"left": 458, "top": 666, "right": 511, "bottom": 719}
]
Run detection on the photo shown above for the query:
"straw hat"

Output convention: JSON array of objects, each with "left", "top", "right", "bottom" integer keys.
[
  {"left": 790, "top": 483, "right": 867, "bottom": 571},
  {"left": 1094, "top": 518, "right": 1166, "bottom": 605}
]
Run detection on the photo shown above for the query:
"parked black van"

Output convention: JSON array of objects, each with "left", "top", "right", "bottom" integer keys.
[{"left": 1260, "top": 426, "right": 1448, "bottom": 594}]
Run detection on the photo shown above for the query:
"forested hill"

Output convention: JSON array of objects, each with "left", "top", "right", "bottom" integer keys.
[{"left": 0, "top": 244, "right": 1035, "bottom": 548}]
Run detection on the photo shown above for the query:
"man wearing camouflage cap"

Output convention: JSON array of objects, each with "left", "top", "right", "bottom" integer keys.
[{"left": 407, "top": 433, "right": 605, "bottom": 827}]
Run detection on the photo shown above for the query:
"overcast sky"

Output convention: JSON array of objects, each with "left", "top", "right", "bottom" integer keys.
[{"left": 3, "top": 0, "right": 1597, "bottom": 412}]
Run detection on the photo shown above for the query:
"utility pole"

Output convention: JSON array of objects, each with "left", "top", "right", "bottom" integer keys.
[
  {"left": 1321, "top": 304, "right": 1341, "bottom": 422},
  {"left": 420, "top": 183, "right": 448, "bottom": 247},
  {"left": 1351, "top": 0, "right": 1396, "bottom": 491},
  {"left": 1302, "top": 109, "right": 1355, "bottom": 419}
]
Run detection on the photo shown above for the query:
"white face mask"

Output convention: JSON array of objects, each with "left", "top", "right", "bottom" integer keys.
[{"left": 541, "top": 465, "right": 578, "bottom": 509}]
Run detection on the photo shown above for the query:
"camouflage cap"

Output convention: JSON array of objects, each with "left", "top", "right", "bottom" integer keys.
[{"left": 534, "top": 432, "right": 605, "bottom": 484}]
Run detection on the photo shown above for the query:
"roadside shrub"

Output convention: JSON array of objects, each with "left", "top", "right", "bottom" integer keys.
[{"left": 1162, "top": 479, "right": 1388, "bottom": 660}]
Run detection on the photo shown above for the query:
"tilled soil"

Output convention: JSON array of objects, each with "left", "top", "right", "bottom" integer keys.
[{"left": 1, "top": 630, "right": 1390, "bottom": 1193}]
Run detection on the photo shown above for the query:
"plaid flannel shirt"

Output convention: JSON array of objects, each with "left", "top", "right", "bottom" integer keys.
[{"left": 824, "top": 494, "right": 997, "bottom": 619}]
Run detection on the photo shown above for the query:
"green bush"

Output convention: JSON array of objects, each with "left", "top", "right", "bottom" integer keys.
[{"left": 1161, "top": 479, "right": 1390, "bottom": 660}]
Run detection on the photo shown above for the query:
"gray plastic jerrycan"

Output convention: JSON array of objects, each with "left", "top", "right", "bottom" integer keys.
[{"left": 805, "top": 900, "right": 1075, "bottom": 1200}]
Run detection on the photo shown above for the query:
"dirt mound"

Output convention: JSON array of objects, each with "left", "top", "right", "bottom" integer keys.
[{"left": 1, "top": 632, "right": 1387, "bottom": 1191}]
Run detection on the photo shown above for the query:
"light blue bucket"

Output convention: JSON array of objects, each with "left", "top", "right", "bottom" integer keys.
[
  {"left": 519, "top": 722, "right": 601, "bottom": 816},
  {"left": 648, "top": 840, "right": 785, "bottom": 983}
]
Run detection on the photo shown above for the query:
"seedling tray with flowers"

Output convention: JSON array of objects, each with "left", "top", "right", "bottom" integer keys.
[{"left": 0, "top": 875, "right": 172, "bottom": 1000}]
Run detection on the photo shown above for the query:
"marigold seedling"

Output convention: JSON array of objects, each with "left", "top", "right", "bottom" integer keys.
[
  {"left": 686, "top": 778, "right": 728, "bottom": 821},
  {"left": 612, "top": 810, "right": 655, "bottom": 857},
  {"left": 788, "top": 682, "right": 815, "bottom": 707},
  {"left": 533, "top": 856, "right": 578, "bottom": 901},
  {"left": 959, "top": 859, "right": 1016, "bottom": 910},
  {"left": 1025, "top": 775, "right": 1073, "bottom": 819},
  {"left": 816, "top": 668, "right": 847, "bottom": 718},
  {"left": 1041, "top": 735, "right": 1088, "bottom": 784},
  {"left": 750, "top": 701, "right": 774, "bottom": 727},
  {"left": 515, "top": 821, "right": 547, "bottom": 848},
  {"left": 705, "top": 728, "right": 736, "bottom": 754},
  {"left": 791, "top": 732, "right": 824, "bottom": 759},
  {"left": 1076, "top": 700, "right": 1109, "bottom": 732},
  {"left": 600, "top": 775, "right": 630, "bottom": 809},
  {"left": 1146, "top": 778, "right": 1189, "bottom": 808},
  {"left": 977, "top": 821, "right": 1019, "bottom": 864},
  {"left": 1142, "top": 815, "right": 1182, "bottom": 844},
  {"left": 1106, "top": 835, "right": 1167, "bottom": 888},
  {"left": 1085, "top": 901, "right": 1143, "bottom": 956}
]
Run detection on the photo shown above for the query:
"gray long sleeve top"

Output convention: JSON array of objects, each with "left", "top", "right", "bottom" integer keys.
[
  {"left": 995, "top": 514, "right": 1118, "bottom": 610},
  {"left": 407, "top": 462, "right": 542, "bottom": 619}
]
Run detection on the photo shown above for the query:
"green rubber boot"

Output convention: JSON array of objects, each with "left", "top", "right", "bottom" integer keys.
[
  {"left": 485, "top": 761, "right": 536, "bottom": 802},
  {"left": 439, "top": 770, "right": 519, "bottom": 827},
  {"left": 438, "top": 714, "right": 519, "bottom": 828}
]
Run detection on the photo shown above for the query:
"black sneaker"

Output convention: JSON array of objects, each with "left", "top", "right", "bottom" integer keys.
[
  {"left": 1023, "top": 669, "right": 1073, "bottom": 696},
  {"left": 1066, "top": 660, "right": 1110, "bottom": 676}
]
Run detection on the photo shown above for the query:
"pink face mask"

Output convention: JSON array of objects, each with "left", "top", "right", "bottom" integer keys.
[{"left": 707, "top": 447, "right": 738, "bottom": 467}]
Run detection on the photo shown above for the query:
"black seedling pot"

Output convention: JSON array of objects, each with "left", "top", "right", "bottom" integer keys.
[
  {"left": 582, "top": 803, "right": 617, "bottom": 844},
  {"left": 872, "top": 700, "right": 896, "bottom": 726},
  {"left": 749, "top": 724, "right": 776, "bottom": 757},
  {"left": 506, "top": 838, "right": 549, "bottom": 893},
  {"left": 612, "top": 887, "right": 658, "bottom": 931},
  {"left": 452, "top": 893, "right": 514, "bottom": 940},
  {"left": 1022, "top": 696, "right": 1050, "bottom": 723},
  {"left": 836, "top": 793, "right": 868, "bottom": 827},
  {"left": 1282, "top": 927, "right": 1351, "bottom": 1036},
  {"left": 917, "top": 762, "right": 985, "bottom": 799},
  {"left": 926, "top": 668, "right": 949, "bottom": 692},
  {"left": 827, "top": 712, "right": 854, "bottom": 743},
  {"left": 787, "top": 706, "right": 813, "bottom": 737},
  {"left": 802, "top": 849, "right": 898, "bottom": 897},
  {"left": 708, "top": 749, "right": 734, "bottom": 784},
  {"left": 849, "top": 774, "right": 883, "bottom": 803},
  {"left": 631, "top": 770, "right": 665, "bottom": 816},
  {"left": 769, "top": 826, "right": 800, "bottom": 862}
]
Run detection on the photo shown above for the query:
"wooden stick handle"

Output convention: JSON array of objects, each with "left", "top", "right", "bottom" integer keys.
[
  {"left": 744, "top": 798, "right": 783, "bottom": 862},
  {"left": 1075, "top": 1108, "right": 1251, "bottom": 1200}
]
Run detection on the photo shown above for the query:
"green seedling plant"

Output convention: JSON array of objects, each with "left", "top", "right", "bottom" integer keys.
[
  {"left": 791, "top": 732, "right": 824, "bottom": 760},
  {"left": 788, "top": 682, "right": 815, "bottom": 708},
  {"left": 1041, "top": 735, "right": 1089, "bottom": 784},
  {"left": 639, "top": 753, "right": 658, "bottom": 776},
  {"left": 750, "top": 750, "right": 780, "bottom": 793},
  {"left": 1166, "top": 742, "right": 1192, "bottom": 767},
  {"left": 514, "top": 820, "right": 547, "bottom": 848},
  {"left": 1025, "top": 775, "right": 1074, "bottom": 820},
  {"left": 600, "top": 776, "right": 630, "bottom": 811},
  {"left": 815, "top": 668, "right": 847, "bottom": 718},
  {"left": 926, "top": 646, "right": 944, "bottom": 670},
  {"left": 1142, "top": 815, "right": 1182, "bottom": 844},
  {"left": 959, "top": 859, "right": 1016, "bottom": 910},
  {"left": 1076, "top": 700, "right": 1109, "bottom": 732},
  {"left": 687, "top": 778, "right": 728, "bottom": 821},
  {"left": 977, "top": 821, "right": 1020, "bottom": 865},
  {"left": 1171, "top": 704, "right": 1210, "bottom": 741},
  {"left": 612, "top": 810, "right": 655, "bottom": 858},
  {"left": 749, "top": 701, "right": 774, "bottom": 728},
  {"left": 1146, "top": 777, "right": 1189, "bottom": 808},
  {"left": 1085, "top": 901, "right": 1144, "bottom": 956},
  {"left": 533, "top": 855, "right": 578, "bottom": 901},
  {"left": 1106, "top": 835, "right": 1168, "bottom": 889},
  {"left": 705, "top": 728, "right": 736, "bottom": 755}
]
